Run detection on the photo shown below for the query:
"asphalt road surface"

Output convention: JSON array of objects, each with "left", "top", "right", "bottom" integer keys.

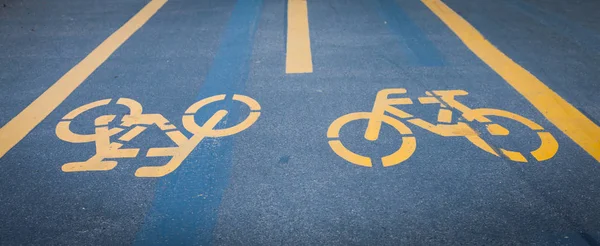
[{"left": 1, "top": 0, "right": 600, "bottom": 244}]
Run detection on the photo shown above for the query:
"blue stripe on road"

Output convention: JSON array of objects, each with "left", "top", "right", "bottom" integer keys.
[
  {"left": 134, "top": 0, "right": 262, "bottom": 245},
  {"left": 377, "top": 0, "right": 445, "bottom": 66}
]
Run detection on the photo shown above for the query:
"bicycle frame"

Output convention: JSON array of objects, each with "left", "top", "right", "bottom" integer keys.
[
  {"left": 363, "top": 88, "right": 504, "bottom": 158},
  {"left": 365, "top": 89, "right": 489, "bottom": 138}
]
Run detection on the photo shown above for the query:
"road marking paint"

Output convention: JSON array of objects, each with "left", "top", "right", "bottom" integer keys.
[
  {"left": 135, "top": 0, "right": 263, "bottom": 243},
  {"left": 286, "top": 0, "right": 313, "bottom": 73},
  {"left": 500, "top": 149, "right": 527, "bottom": 162},
  {"left": 421, "top": 0, "right": 600, "bottom": 162},
  {"left": 0, "top": 0, "right": 167, "bottom": 158},
  {"left": 437, "top": 108, "right": 453, "bottom": 123},
  {"left": 328, "top": 88, "right": 559, "bottom": 166},
  {"left": 56, "top": 95, "right": 260, "bottom": 177}
]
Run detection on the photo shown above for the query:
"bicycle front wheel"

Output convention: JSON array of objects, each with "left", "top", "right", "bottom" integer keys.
[
  {"left": 182, "top": 94, "right": 261, "bottom": 137},
  {"left": 471, "top": 108, "right": 558, "bottom": 162}
]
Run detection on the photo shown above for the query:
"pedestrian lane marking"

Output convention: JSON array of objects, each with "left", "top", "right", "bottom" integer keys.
[
  {"left": 286, "top": 0, "right": 313, "bottom": 74},
  {"left": 0, "top": 0, "right": 167, "bottom": 158},
  {"left": 421, "top": 0, "right": 600, "bottom": 162}
]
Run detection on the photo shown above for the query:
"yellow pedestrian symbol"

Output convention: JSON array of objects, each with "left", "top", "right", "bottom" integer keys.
[
  {"left": 327, "top": 88, "right": 558, "bottom": 167},
  {"left": 56, "top": 94, "right": 260, "bottom": 177}
]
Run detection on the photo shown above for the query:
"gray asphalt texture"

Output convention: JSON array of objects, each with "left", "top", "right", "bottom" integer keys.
[{"left": 1, "top": 0, "right": 600, "bottom": 245}]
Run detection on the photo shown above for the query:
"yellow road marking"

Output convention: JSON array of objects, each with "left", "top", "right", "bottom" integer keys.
[
  {"left": 0, "top": 0, "right": 167, "bottom": 158},
  {"left": 437, "top": 108, "right": 453, "bottom": 123},
  {"left": 286, "top": 0, "right": 313, "bottom": 74},
  {"left": 532, "top": 132, "right": 560, "bottom": 161},
  {"left": 328, "top": 88, "right": 560, "bottom": 166},
  {"left": 57, "top": 95, "right": 261, "bottom": 177},
  {"left": 500, "top": 149, "right": 527, "bottom": 163},
  {"left": 421, "top": 0, "right": 600, "bottom": 162}
]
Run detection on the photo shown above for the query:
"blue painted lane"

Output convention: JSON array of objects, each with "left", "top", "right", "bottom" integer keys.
[
  {"left": 376, "top": 0, "right": 445, "bottom": 66},
  {"left": 134, "top": 0, "right": 263, "bottom": 244},
  {"left": 0, "top": 0, "right": 231, "bottom": 244},
  {"left": 211, "top": 0, "right": 600, "bottom": 244},
  {"left": 1, "top": 0, "right": 600, "bottom": 245}
]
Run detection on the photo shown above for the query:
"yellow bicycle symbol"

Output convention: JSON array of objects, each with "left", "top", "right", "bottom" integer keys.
[
  {"left": 327, "top": 88, "right": 558, "bottom": 167},
  {"left": 56, "top": 94, "right": 260, "bottom": 177}
]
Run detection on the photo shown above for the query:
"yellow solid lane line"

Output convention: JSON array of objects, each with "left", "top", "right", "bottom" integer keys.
[
  {"left": 421, "top": 0, "right": 600, "bottom": 162},
  {"left": 286, "top": 0, "right": 313, "bottom": 74},
  {"left": 0, "top": 0, "right": 167, "bottom": 158}
]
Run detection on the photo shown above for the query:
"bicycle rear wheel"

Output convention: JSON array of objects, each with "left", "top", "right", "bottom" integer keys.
[{"left": 327, "top": 112, "right": 416, "bottom": 167}]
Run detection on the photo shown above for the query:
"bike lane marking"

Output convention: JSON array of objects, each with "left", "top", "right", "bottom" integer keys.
[
  {"left": 0, "top": 0, "right": 167, "bottom": 159},
  {"left": 285, "top": 0, "right": 313, "bottom": 73},
  {"left": 421, "top": 0, "right": 600, "bottom": 162},
  {"left": 54, "top": 95, "right": 260, "bottom": 177},
  {"left": 327, "top": 88, "right": 560, "bottom": 167},
  {"left": 134, "top": 0, "right": 262, "bottom": 244}
]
